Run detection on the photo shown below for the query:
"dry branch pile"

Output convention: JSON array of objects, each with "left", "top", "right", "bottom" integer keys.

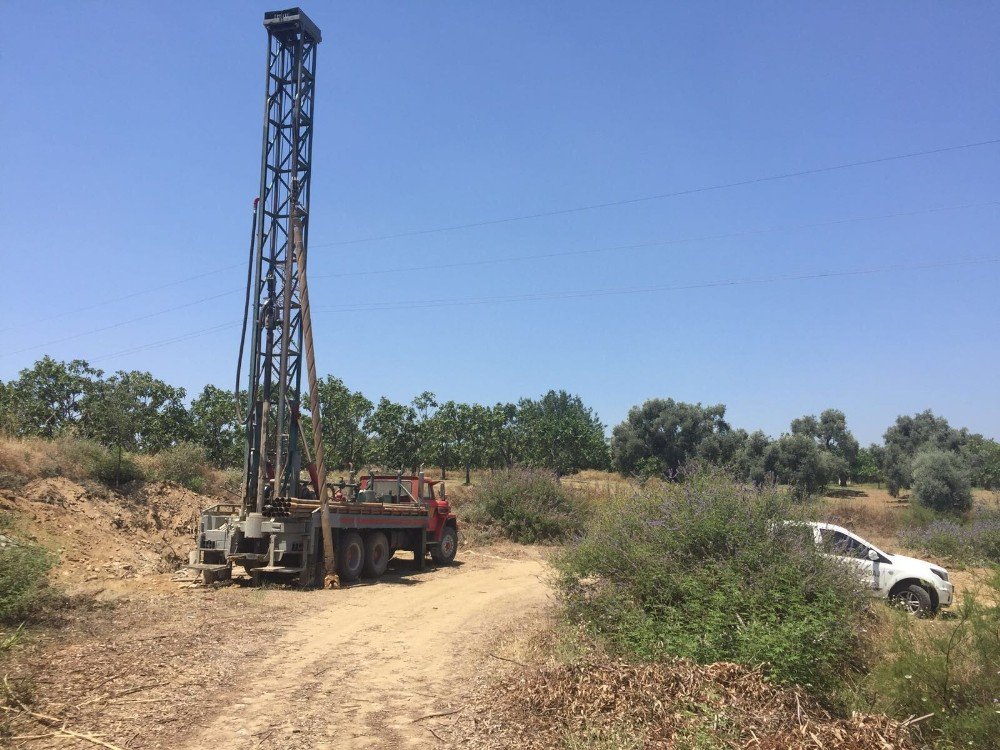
[{"left": 463, "top": 657, "right": 916, "bottom": 750}]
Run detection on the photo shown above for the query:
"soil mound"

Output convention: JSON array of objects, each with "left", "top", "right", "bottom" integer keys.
[{"left": 0, "top": 476, "right": 213, "bottom": 584}]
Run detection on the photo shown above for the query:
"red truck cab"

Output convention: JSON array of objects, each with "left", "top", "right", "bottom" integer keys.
[{"left": 356, "top": 474, "right": 458, "bottom": 565}]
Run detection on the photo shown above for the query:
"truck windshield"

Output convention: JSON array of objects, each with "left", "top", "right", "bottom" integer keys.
[{"left": 371, "top": 480, "right": 415, "bottom": 503}]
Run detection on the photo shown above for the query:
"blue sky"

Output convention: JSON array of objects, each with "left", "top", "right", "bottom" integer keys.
[{"left": 1, "top": 1, "right": 998, "bottom": 445}]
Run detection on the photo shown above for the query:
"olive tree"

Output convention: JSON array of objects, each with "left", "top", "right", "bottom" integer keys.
[
  {"left": 611, "top": 398, "right": 735, "bottom": 477},
  {"left": 790, "top": 409, "right": 859, "bottom": 487},
  {"left": 911, "top": 449, "right": 973, "bottom": 514},
  {"left": 881, "top": 411, "right": 969, "bottom": 497}
]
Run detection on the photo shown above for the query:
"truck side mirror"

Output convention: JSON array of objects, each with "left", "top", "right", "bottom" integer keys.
[{"left": 868, "top": 549, "right": 879, "bottom": 562}]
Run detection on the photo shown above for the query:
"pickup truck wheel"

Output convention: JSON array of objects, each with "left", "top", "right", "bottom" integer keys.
[
  {"left": 431, "top": 527, "right": 458, "bottom": 565},
  {"left": 892, "top": 584, "right": 933, "bottom": 616},
  {"left": 338, "top": 531, "right": 364, "bottom": 582},
  {"left": 363, "top": 532, "right": 390, "bottom": 578}
]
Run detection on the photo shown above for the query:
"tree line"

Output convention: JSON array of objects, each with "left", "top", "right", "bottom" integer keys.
[
  {"left": 2, "top": 356, "right": 997, "bottom": 498},
  {"left": 0, "top": 357, "right": 609, "bottom": 481}
]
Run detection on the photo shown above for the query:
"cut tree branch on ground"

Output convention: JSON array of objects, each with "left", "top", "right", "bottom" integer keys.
[
  {"left": 3, "top": 676, "right": 128, "bottom": 750},
  {"left": 411, "top": 707, "right": 463, "bottom": 723},
  {"left": 488, "top": 652, "right": 528, "bottom": 667}
]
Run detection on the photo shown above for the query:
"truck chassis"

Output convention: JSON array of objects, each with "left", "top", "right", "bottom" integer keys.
[{"left": 192, "top": 476, "right": 458, "bottom": 586}]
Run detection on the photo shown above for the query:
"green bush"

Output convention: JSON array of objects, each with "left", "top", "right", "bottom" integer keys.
[
  {"left": 863, "top": 572, "right": 1000, "bottom": 748},
  {"left": 463, "top": 467, "right": 587, "bottom": 543},
  {"left": 92, "top": 450, "right": 144, "bottom": 486},
  {"left": 0, "top": 543, "right": 55, "bottom": 624},
  {"left": 156, "top": 442, "right": 208, "bottom": 491},
  {"left": 912, "top": 449, "right": 973, "bottom": 514},
  {"left": 555, "top": 467, "right": 870, "bottom": 693}
]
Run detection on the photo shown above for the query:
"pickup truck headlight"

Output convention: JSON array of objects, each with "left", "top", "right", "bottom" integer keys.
[{"left": 931, "top": 568, "right": 949, "bottom": 583}]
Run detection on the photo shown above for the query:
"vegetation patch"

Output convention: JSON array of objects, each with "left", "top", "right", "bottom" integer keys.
[
  {"left": 901, "top": 512, "right": 1000, "bottom": 565},
  {"left": 465, "top": 655, "right": 914, "bottom": 750},
  {"left": 859, "top": 573, "right": 1000, "bottom": 749},
  {"left": 555, "top": 467, "right": 871, "bottom": 692},
  {"left": 154, "top": 442, "right": 209, "bottom": 492},
  {"left": 911, "top": 448, "right": 973, "bottom": 514},
  {"left": 0, "top": 542, "right": 56, "bottom": 625},
  {"left": 462, "top": 467, "right": 587, "bottom": 543}
]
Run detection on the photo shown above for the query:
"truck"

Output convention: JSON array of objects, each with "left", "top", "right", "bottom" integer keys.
[
  {"left": 187, "top": 7, "right": 458, "bottom": 587},
  {"left": 195, "top": 472, "right": 458, "bottom": 585}
]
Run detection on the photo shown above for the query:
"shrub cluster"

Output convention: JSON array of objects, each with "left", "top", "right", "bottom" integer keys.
[
  {"left": 863, "top": 573, "right": 1000, "bottom": 748},
  {"left": 554, "top": 468, "right": 871, "bottom": 693},
  {"left": 911, "top": 449, "right": 973, "bottom": 514},
  {"left": 154, "top": 442, "right": 209, "bottom": 491},
  {"left": 462, "top": 467, "right": 587, "bottom": 543},
  {"left": 900, "top": 512, "right": 1000, "bottom": 564}
]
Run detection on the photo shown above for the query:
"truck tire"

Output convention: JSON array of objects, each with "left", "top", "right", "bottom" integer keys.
[
  {"left": 338, "top": 531, "right": 364, "bottom": 582},
  {"left": 363, "top": 532, "right": 391, "bottom": 578},
  {"left": 431, "top": 526, "right": 458, "bottom": 565},
  {"left": 891, "top": 583, "right": 933, "bottom": 616}
]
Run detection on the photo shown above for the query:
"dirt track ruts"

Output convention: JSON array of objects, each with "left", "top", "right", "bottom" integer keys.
[{"left": 182, "top": 548, "right": 550, "bottom": 750}]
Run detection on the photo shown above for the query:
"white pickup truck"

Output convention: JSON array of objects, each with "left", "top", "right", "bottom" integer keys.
[{"left": 799, "top": 521, "right": 954, "bottom": 615}]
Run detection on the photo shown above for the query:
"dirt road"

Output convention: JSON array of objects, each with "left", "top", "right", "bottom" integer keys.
[{"left": 182, "top": 548, "right": 550, "bottom": 750}]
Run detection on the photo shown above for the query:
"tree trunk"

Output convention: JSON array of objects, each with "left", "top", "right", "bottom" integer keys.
[{"left": 464, "top": 464, "right": 471, "bottom": 485}]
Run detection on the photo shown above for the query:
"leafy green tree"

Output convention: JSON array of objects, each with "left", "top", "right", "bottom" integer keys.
[
  {"left": 0, "top": 379, "right": 15, "bottom": 435},
  {"left": 426, "top": 401, "right": 490, "bottom": 484},
  {"left": 83, "top": 370, "right": 189, "bottom": 455},
  {"left": 963, "top": 434, "right": 1000, "bottom": 490},
  {"left": 426, "top": 400, "right": 457, "bottom": 478},
  {"left": 314, "top": 376, "right": 373, "bottom": 470},
  {"left": 5, "top": 357, "right": 103, "bottom": 437},
  {"left": 364, "top": 397, "right": 418, "bottom": 471},
  {"left": 731, "top": 430, "right": 772, "bottom": 485},
  {"left": 850, "top": 445, "right": 882, "bottom": 484},
  {"left": 881, "top": 410, "right": 969, "bottom": 496},
  {"left": 791, "top": 409, "right": 859, "bottom": 486},
  {"left": 911, "top": 449, "right": 973, "bottom": 514},
  {"left": 411, "top": 391, "right": 438, "bottom": 470},
  {"left": 454, "top": 403, "right": 489, "bottom": 485},
  {"left": 485, "top": 402, "right": 519, "bottom": 469},
  {"left": 611, "top": 398, "right": 734, "bottom": 477},
  {"left": 518, "top": 391, "right": 608, "bottom": 477},
  {"left": 189, "top": 384, "right": 244, "bottom": 468},
  {"left": 765, "top": 433, "right": 830, "bottom": 501}
]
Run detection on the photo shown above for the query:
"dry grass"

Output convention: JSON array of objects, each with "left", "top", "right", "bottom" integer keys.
[
  {"left": 456, "top": 652, "right": 916, "bottom": 750},
  {"left": 0, "top": 436, "right": 103, "bottom": 483}
]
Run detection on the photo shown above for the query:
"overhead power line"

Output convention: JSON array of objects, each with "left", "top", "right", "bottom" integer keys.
[
  {"left": 312, "top": 138, "right": 1000, "bottom": 247},
  {"left": 0, "top": 262, "right": 242, "bottom": 336},
  {"left": 86, "top": 254, "right": 999, "bottom": 363},
  {"left": 312, "top": 256, "right": 1000, "bottom": 314},
  {"left": 4, "top": 290, "right": 237, "bottom": 359},
  {"left": 310, "top": 200, "right": 1000, "bottom": 281},
  {"left": 7, "top": 200, "right": 999, "bottom": 358},
  {"left": 14, "top": 136, "right": 999, "bottom": 328}
]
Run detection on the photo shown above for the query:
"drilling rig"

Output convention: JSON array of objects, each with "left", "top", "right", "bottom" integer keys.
[{"left": 188, "top": 8, "right": 458, "bottom": 587}]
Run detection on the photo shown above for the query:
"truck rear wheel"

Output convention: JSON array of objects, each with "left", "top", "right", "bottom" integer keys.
[
  {"left": 338, "top": 531, "right": 364, "bottom": 582},
  {"left": 431, "top": 526, "right": 458, "bottom": 565},
  {"left": 363, "top": 532, "right": 390, "bottom": 578}
]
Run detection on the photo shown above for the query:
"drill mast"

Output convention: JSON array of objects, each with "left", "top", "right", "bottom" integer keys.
[{"left": 243, "top": 8, "right": 322, "bottom": 512}]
